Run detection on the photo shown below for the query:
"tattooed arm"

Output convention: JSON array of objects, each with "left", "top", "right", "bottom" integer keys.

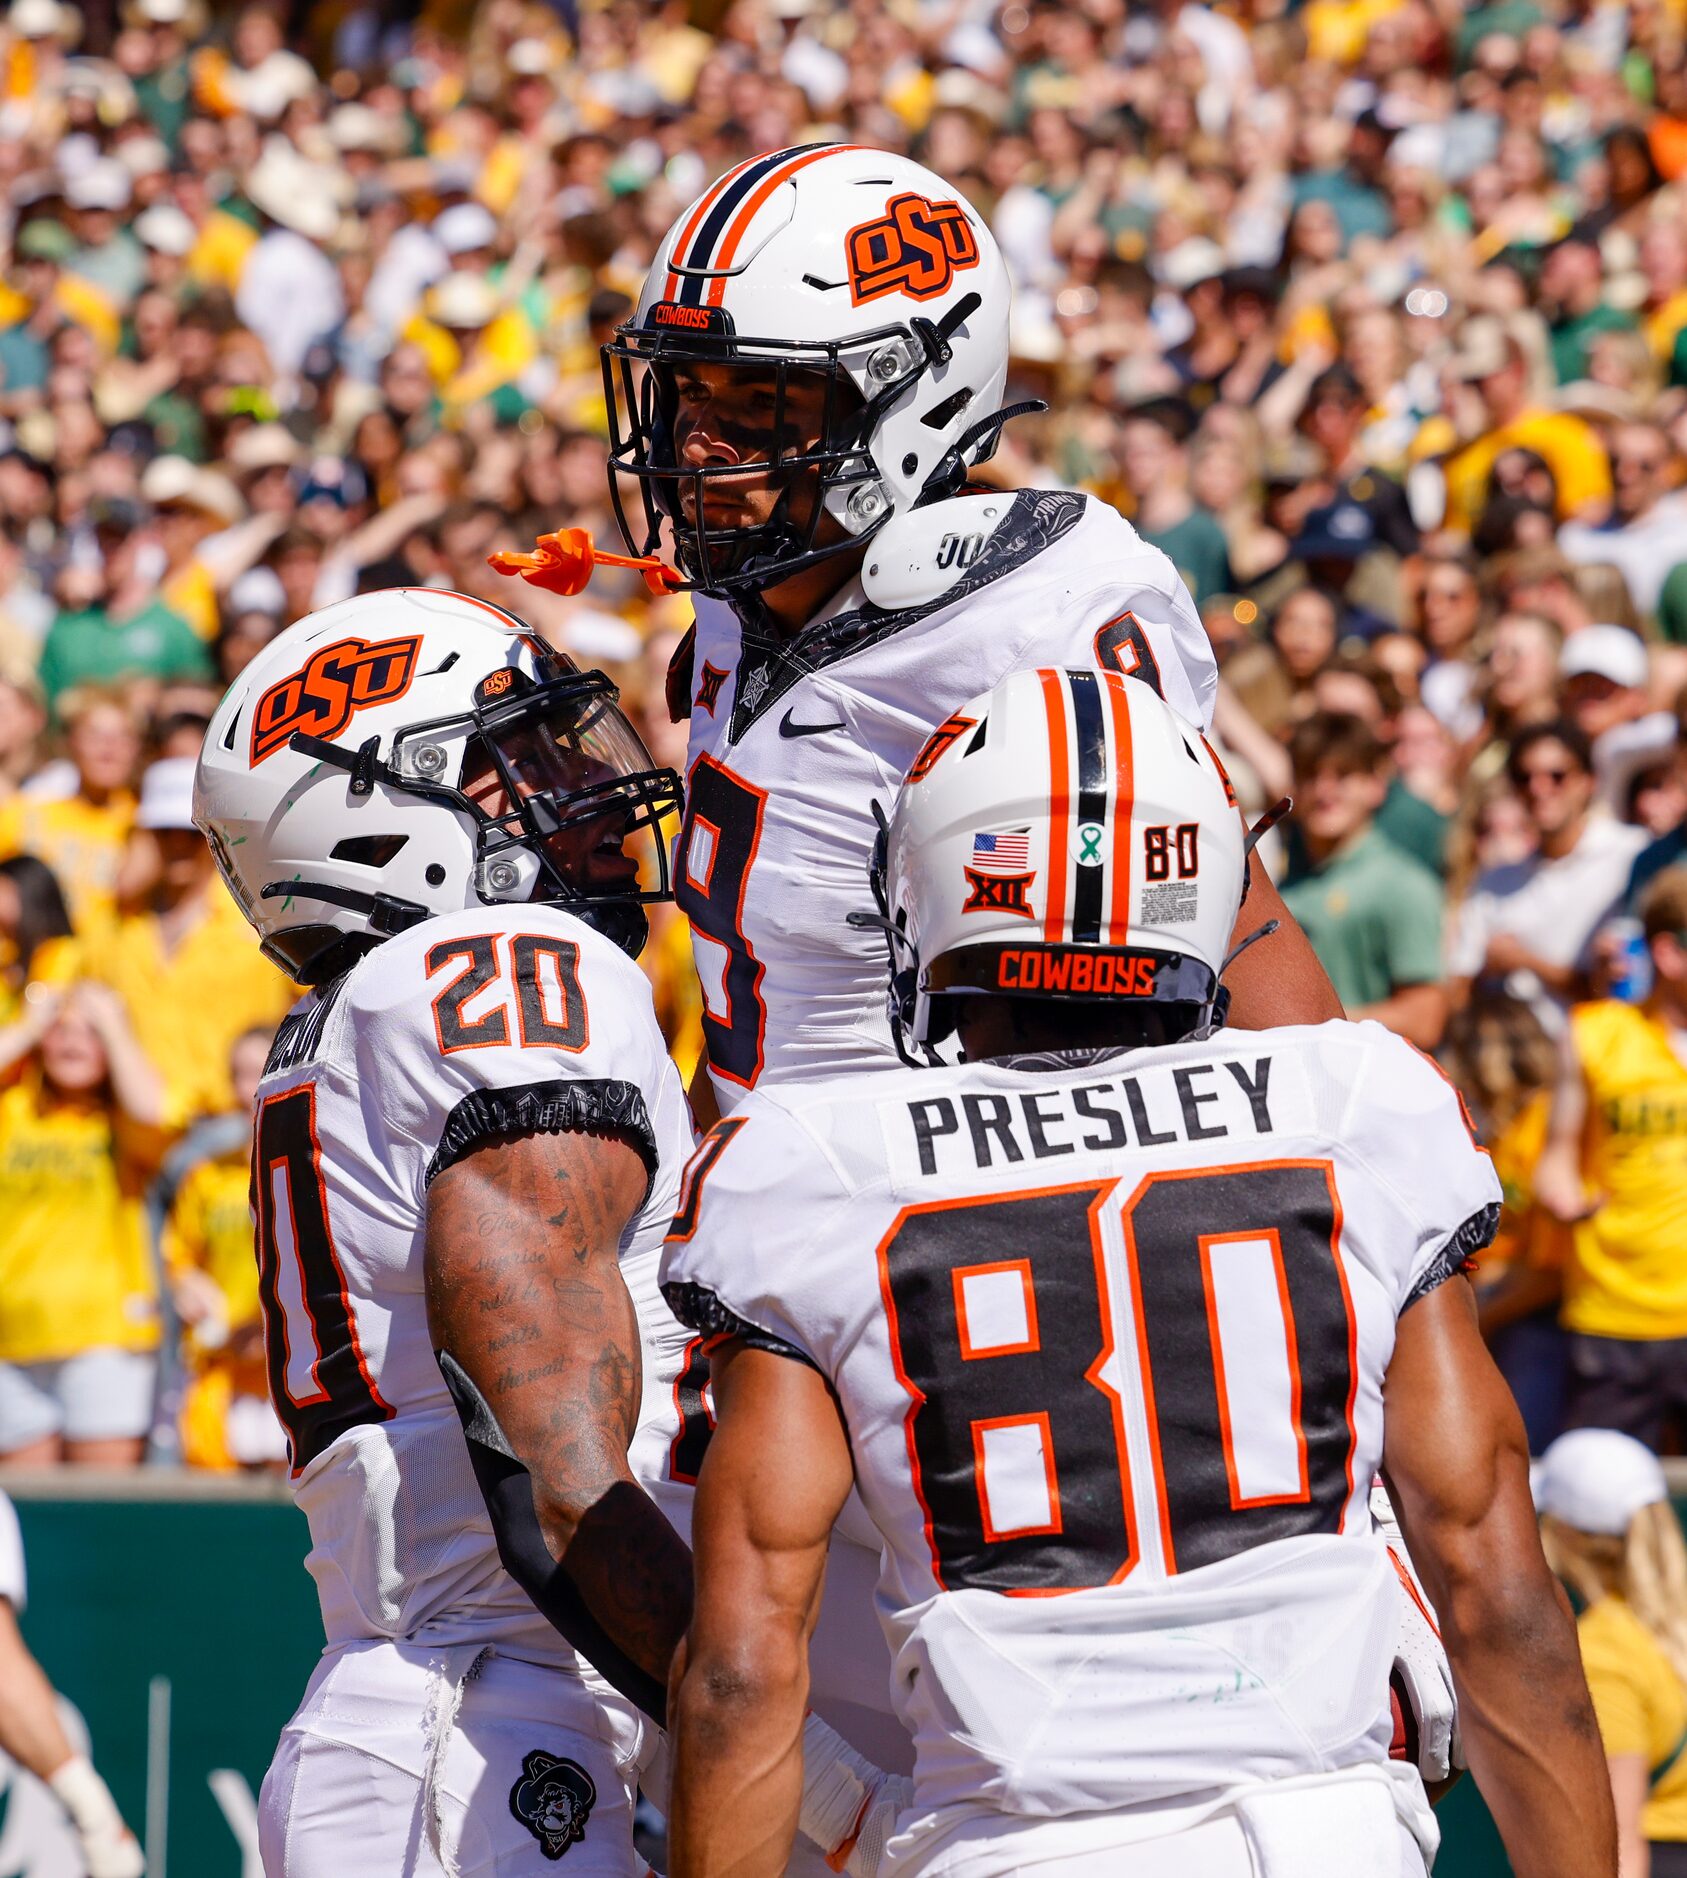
[{"left": 424, "top": 1127, "right": 693, "bottom": 1712}]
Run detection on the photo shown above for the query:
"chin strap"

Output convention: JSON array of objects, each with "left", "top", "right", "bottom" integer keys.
[
  {"left": 917, "top": 398, "right": 1048, "bottom": 508},
  {"left": 259, "top": 876, "right": 430, "bottom": 935},
  {"left": 846, "top": 798, "right": 939, "bottom": 1069}
]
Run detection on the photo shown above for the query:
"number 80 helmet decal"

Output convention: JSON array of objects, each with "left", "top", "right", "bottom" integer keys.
[
  {"left": 194, "top": 589, "right": 682, "bottom": 983},
  {"left": 603, "top": 145, "right": 1015, "bottom": 596},
  {"left": 865, "top": 669, "right": 1253, "bottom": 1048}
]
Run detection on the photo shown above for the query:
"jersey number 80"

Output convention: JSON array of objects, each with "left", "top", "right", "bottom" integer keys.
[{"left": 878, "top": 1163, "right": 1358, "bottom": 1593}]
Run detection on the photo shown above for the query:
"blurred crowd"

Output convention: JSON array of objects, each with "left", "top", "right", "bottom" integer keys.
[{"left": 0, "top": 0, "right": 1685, "bottom": 1500}]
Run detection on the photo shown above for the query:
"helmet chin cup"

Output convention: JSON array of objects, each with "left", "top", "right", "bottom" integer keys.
[{"left": 476, "top": 846, "right": 544, "bottom": 903}]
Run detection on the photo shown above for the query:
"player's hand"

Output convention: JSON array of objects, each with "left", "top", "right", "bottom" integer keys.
[
  {"left": 797, "top": 1714, "right": 910, "bottom": 1878},
  {"left": 48, "top": 1757, "right": 145, "bottom": 1878},
  {"left": 1371, "top": 1480, "right": 1462, "bottom": 1786}
]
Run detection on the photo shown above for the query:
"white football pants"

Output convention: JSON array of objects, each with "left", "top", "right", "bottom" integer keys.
[
  {"left": 258, "top": 1639, "right": 650, "bottom": 1876},
  {"left": 885, "top": 1768, "right": 1425, "bottom": 1878}
]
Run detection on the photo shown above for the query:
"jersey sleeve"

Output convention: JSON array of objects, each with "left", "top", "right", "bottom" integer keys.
[
  {"left": 0, "top": 1491, "right": 25, "bottom": 1611},
  {"left": 1337, "top": 1024, "right": 1503, "bottom": 1314},
  {"left": 1016, "top": 504, "right": 1219, "bottom": 731},
  {"left": 344, "top": 916, "right": 671, "bottom": 1206},
  {"left": 658, "top": 1096, "right": 849, "bottom": 1372}
]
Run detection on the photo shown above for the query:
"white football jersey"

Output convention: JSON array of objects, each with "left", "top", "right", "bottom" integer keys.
[
  {"left": 0, "top": 1490, "right": 22, "bottom": 1610},
  {"left": 660, "top": 1020, "right": 1500, "bottom": 1829},
  {"left": 253, "top": 905, "right": 698, "bottom": 1666},
  {"left": 677, "top": 491, "right": 1218, "bottom": 1108}
]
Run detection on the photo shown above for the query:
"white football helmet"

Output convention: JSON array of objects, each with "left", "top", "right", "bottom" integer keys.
[
  {"left": 604, "top": 144, "right": 1014, "bottom": 595},
  {"left": 869, "top": 668, "right": 1249, "bottom": 1047},
  {"left": 194, "top": 588, "right": 681, "bottom": 982}
]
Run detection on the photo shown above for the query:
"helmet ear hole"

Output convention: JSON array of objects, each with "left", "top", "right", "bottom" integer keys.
[
  {"left": 330, "top": 834, "right": 409, "bottom": 868},
  {"left": 921, "top": 388, "right": 974, "bottom": 431}
]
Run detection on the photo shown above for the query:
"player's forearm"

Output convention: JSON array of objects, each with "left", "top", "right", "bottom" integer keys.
[
  {"left": 668, "top": 1625, "right": 809, "bottom": 1878},
  {"left": 1437, "top": 1562, "right": 1615, "bottom": 1876},
  {"left": 536, "top": 1472, "right": 694, "bottom": 1686},
  {"left": 426, "top": 1131, "right": 691, "bottom": 1690},
  {"left": 0, "top": 1618, "right": 77, "bottom": 1779},
  {"left": 1224, "top": 868, "right": 1344, "bottom": 1028}
]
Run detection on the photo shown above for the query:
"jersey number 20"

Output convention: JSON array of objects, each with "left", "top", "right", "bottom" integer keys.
[{"left": 879, "top": 1163, "right": 1357, "bottom": 1592}]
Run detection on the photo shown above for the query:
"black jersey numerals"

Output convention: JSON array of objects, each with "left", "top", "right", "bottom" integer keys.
[
  {"left": 253, "top": 1085, "right": 393, "bottom": 1473},
  {"left": 674, "top": 756, "right": 769, "bottom": 1090},
  {"left": 426, "top": 932, "right": 588, "bottom": 1054},
  {"left": 1093, "top": 610, "right": 1165, "bottom": 698},
  {"left": 877, "top": 1161, "right": 1356, "bottom": 1593}
]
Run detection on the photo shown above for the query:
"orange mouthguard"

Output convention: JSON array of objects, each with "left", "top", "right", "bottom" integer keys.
[{"left": 488, "top": 527, "right": 684, "bottom": 599}]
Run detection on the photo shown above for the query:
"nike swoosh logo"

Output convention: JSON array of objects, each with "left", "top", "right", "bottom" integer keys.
[{"left": 779, "top": 710, "right": 847, "bottom": 739}]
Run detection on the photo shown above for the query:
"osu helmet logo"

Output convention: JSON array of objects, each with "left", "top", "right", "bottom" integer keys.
[
  {"left": 250, "top": 634, "right": 422, "bottom": 764},
  {"left": 846, "top": 193, "right": 980, "bottom": 307}
]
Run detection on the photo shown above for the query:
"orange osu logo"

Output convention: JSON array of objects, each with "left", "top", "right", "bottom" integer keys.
[
  {"left": 250, "top": 633, "right": 422, "bottom": 764},
  {"left": 845, "top": 193, "right": 980, "bottom": 307}
]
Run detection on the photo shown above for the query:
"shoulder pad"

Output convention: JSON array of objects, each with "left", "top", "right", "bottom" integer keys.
[{"left": 861, "top": 494, "right": 1018, "bottom": 611}]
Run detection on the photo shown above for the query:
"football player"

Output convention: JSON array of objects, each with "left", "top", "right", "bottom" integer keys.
[
  {"left": 582, "top": 144, "right": 1450, "bottom": 1828},
  {"left": 661, "top": 669, "right": 1615, "bottom": 1878},
  {"left": 0, "top": 1490, "right": 143, "bottom": 1877},
  {"left": 194, "top": 589, "right": 898, "bottom": 1876},
  {"left": 495, "top": 144, "right": 1340, "bottom": 1118}
]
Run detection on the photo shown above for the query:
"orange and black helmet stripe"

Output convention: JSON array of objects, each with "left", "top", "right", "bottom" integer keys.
[
  {"left": 1037, "top": 669, "right": 1071, "bottom": 943},
  {"left": 1103, "top": 672, "right": 1136, "bottom": 944},
  {"left": 663, "top": 144, "right": 858, "bottom": 307},
  {"left": 1066, "top": 669, "right": 1110, "bottom": 945}
]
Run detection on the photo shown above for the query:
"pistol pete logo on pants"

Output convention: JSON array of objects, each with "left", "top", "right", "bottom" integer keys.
[{"left": 509, "top": 1749, "right": 596, "bottom": 1860}]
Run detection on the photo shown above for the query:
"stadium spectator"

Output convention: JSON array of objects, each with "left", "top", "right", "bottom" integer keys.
[
  {"left": 0, "top": 690, "right": 140, "bottom": 934},
  {"left": 1536, "top": 1431, "right": 1687, "bottom": 1877},
  {"left": 0, "top": 854, "right": 74, "bottom": 1025},
  {"left": 161, "top": 1025, "right": 284, "bottom": 1471},
  {"left": 1449, "top": 721, "right": 1648, "bottom": 1028},
  {"left": 1536, "top": 866, "right": 1687, "bottom": 1452},
  {"left": 1280, "top": 711, "right": 1448, "bottom": 1049},
  {"left": 1116, "top": 397, "right": 1232, "bottom": 607},
  {"left": 79, "top": 757, "right": 292, "bottom": 1122},
  {"left": 1442, "top": 316, "right": 1613, "bottom": 534},
  {"left": 34, "top": 500, "right": 210, "bottom": 708},
  {"left": 1559, "top": 422, "right": 1687, "bottom": 616},
  {"left": 0, "top": 983, "right": 165, "bottom": 1467},
  {"left": 1444, "top": 990, "right": 1573, "bottom": 1451}
]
